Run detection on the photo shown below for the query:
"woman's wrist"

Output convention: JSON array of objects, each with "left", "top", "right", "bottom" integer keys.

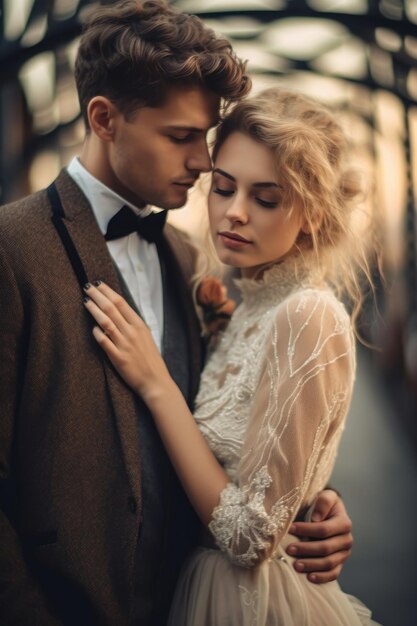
[{"left": 138, "top": 376, "right": 179, "bottom": 410}]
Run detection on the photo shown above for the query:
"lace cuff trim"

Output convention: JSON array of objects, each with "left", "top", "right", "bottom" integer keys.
[{"left": 208, "top": 467, "right": 290, "bottom": 568}]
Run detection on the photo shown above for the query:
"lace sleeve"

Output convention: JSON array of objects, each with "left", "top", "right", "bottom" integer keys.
[{"left": 208, "top": 290, "right": 356, "bottom": 567}]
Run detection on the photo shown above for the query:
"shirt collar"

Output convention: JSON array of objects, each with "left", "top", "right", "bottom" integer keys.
[{"left": 66, "top": 156, "right": 152, "bottom": 235}]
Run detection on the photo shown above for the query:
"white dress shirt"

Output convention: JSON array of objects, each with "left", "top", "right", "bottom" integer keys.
[{"left": 67, "top": 157, "right": 164, "bottom": 352}]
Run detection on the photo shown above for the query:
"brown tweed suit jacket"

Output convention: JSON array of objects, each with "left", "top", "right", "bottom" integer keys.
[{"left": 0, "top": 170, "right": 203, "bottom": 625}]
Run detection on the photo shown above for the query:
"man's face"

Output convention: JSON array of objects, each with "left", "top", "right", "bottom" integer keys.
[{"left": 105, "top": 86, "right": 220, "bottom": 209}]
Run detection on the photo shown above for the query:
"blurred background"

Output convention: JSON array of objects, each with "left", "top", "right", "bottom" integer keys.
[{"left": 0, "top": 0, "right": 416, "bottom": 624}]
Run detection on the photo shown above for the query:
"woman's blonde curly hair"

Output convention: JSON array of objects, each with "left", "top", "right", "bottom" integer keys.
[{"left": 200, "top": 88, "right": 376, "bottom": 335}]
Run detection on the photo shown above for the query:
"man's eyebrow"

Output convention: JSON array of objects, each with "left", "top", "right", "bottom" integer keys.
[
  {"left": 164, "top": 125, "right": 207, "bottom": 133},
  {"left": 213, "top": 168, "right": 283, "bottom": 189}
]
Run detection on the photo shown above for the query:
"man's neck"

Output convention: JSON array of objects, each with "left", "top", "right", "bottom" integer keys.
[{"left": 78, "top": 136, "right": 147, "bottom": 209}]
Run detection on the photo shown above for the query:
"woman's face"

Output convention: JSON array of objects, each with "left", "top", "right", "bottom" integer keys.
[{"left": 208, "top": 132, "right": 306, "bottom": 278}]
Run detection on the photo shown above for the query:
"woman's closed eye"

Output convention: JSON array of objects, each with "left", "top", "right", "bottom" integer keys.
[
  {"left": 213, "top": 188, "right": 279, "bottom": 208},
  {"left": 213, "top": 187, "right": 234, "bottom": 197},
  {"left": 256, "top": 197, "right": 278, "bottom": 209}
]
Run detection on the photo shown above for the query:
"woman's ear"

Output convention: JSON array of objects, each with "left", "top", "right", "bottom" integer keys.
[
  {"left": 87, "top": 96, "right": 119, "bottom": 142},
  {"left": 301, "top": 214, "right": 321, "bottom": 235}
]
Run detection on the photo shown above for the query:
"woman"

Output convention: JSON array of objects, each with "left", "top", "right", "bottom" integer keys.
[{"left": 83, "top": 88, "right": 379, "bottom": 625}]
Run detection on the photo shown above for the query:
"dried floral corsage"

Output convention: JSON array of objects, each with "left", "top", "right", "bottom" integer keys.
[{"left": 196, "top": 276, "right": 236, "bottom": 337}]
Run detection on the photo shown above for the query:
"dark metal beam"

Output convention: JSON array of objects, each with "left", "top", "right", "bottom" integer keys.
[{"left": 188, "top": 9, "right": 417, "bottom": 39}]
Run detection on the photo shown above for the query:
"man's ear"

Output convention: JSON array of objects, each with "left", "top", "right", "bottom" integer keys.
[{"left": 87, "top": 96, "right": 119, "bottom": 142}]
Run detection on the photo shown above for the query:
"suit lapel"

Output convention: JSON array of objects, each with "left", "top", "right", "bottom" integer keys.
[
  {"left": 159, "top": 226, "right": 203, "bottom": 404},
  {"left": 53, "top": 170, "right": 142, "bottom": 499},
  {"left": 49, "top": 173, "right": 203, "bottom": 503}
]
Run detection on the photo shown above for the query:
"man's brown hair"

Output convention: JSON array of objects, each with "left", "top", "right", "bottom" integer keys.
[{"left": 75, "top": 0, "right": 251, "bottom": 126}]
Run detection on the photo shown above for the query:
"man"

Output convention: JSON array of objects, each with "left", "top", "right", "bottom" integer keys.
[{"left": 0, "top": 1, "right": 352, "bottom": 624}]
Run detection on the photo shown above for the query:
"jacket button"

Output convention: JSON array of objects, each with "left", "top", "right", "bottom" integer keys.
[{"left": 128, "top": 496, "right": 137, "bottom": 514}]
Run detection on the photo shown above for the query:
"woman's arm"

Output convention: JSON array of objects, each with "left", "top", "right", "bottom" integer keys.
[
  {"left": 83, "top": 281, "right": 230, "bottom": 526},
  {"left": 138, "top": 381, "right": 231, "bottom": 526},
  {"left": 204, "top": 291, "right": 355, "bottom": 567},
  {"left": 83, "top": 282, "right": 354, "bottom": 569}
]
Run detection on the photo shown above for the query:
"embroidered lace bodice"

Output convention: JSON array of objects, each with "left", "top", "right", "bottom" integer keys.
[{"left": 194, "top": 258, "right": 356, "bottom": 568}]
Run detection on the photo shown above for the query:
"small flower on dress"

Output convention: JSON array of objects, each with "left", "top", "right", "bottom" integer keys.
[{"left": 196, "top": 277, "right": 236, "bottom": 337}]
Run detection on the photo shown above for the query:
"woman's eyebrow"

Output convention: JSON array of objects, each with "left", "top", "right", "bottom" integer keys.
[
  {"left": 213, "top": 168, "right": 282, "bottom": 189},
  {"left": 253, "top": 182, "right": 283, "bottom": 189},
  {"left": 212, "top": 168, "right": 235, "bottom": 181}
]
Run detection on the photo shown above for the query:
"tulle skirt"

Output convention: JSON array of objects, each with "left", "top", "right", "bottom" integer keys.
[{"left": 168, "top": 535, "right": 381, "bottom": 626}]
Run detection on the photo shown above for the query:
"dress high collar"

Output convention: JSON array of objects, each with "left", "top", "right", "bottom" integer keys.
[{"left": 234, "top": 253, "right": 325, "bottom": 308}]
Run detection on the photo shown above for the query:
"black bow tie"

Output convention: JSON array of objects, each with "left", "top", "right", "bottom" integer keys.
[{"left": 104, "top": 205, "right": 167, "bottom": 243}]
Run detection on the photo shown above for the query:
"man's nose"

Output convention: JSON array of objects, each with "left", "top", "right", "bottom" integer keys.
[{"left": 186, "top": 142, "right": 212, "bottom": 173}]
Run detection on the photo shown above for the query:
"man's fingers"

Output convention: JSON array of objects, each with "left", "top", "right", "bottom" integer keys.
[
  {"left": 306, "top": 564, "right": 343, "bottom": 584},
  {"left": 287, "top": 533, "right": 353, "bottom": 558},
  {"left": 293, "top": 549, "right": 352, "bottom": 574},
  {"left": 309, "top": 489, "right": 339, "bottom": 521},
  {"left": 290, "top": 516, "right": 352, "bottom": 540},
  {"left": 288, "top": 492, "right": 353, "bottom": 585}
]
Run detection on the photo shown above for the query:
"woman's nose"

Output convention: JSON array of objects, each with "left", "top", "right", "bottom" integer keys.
[{"left": 225, "top": 195, "right": 249, "bottom": 224}]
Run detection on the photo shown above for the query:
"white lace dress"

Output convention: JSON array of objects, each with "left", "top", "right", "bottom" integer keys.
[{"left": 168, "top": 260, "right": 380, "bottom": 626}]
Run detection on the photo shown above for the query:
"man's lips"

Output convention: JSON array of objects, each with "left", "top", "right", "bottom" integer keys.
[
  {"left": 218, "top": 231, "right": 252, "bottom": 249},
  {"left": 173, "top": 179, "right": 197, "bottom": 188}
]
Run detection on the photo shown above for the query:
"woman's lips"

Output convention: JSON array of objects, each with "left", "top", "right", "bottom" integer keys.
[{"left": 218, "top": 231, "right": 252, "bottom": 249}]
